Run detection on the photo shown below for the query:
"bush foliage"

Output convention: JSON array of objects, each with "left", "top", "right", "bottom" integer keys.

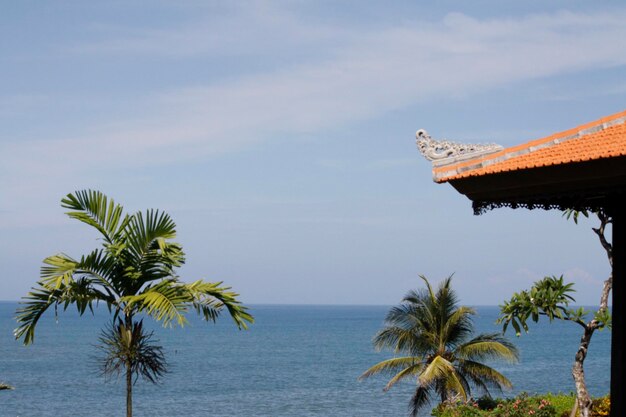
[{"left": 431, "top": 393, "right": 609, "bottom": 417}]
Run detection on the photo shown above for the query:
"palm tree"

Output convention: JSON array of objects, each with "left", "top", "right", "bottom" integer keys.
[
  {"left": 360, "top": 276, "right": 518, "bottom": 416},
  {"left": 15, "top": 190, "right": 253, "bottom": 417}
]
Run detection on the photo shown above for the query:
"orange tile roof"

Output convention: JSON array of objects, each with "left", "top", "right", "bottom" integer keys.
[{"left": 434, "top": 109, "right": 626, "bottom": 183}]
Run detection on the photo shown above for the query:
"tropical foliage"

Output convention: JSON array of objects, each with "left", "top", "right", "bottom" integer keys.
[
  {"left": 590, "top": 396, "right": 610, "bottom": 417},
  {"left": 360, "top": 276, "right": 518, "bottom": 417},
  {"left": 433, "top": 393, "right": 560, "bottom": 417},
  {"left": 498, "top": 275, "right": 610, "bottom": 337},
  {"left": 432, "top": 393, "right": 609, "bottom": 417},
  {"left": 498, "top": 210, "right": 612, "bottom": 417},
  {"left": 14, "top": 190, "right": 253, "bottom": 417}
]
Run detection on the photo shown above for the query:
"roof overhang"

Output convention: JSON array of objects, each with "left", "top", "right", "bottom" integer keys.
[
  {"left": 417, "top": 109, "right": 626, "bottom": 215},
  {"left": 448, "top": 155, "right": 626, "bottom": 214}
]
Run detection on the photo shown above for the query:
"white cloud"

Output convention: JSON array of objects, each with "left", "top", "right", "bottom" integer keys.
[
  {"left": 562, "top": 267, "right": 605, "bottom": 286},
  {"left": 72, "top": 2, "right": 345, "bottom": 59},
  {"left": 70, "top": 9, "right": 626, "bottom": 153},
  {"left": 2, "top": 7, "right": 626, "bottom": 227},
  {"left": 486, "top": 268, "right": 543, "bottom": 287},
  {"left": 9, "top": 9, "right": 626, "bottom": 150}
]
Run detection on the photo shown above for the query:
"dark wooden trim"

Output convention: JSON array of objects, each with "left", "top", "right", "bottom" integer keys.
[
  {"left": 448, "top": 156, "right": 626, "bottom": 206},
  {"left": 610, "top": 203, "right": 623, "bottom": 417}
]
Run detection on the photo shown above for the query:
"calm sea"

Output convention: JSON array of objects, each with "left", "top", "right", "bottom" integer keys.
[{"left": 0, "top": 303, "right": 610, "bottom": 417}]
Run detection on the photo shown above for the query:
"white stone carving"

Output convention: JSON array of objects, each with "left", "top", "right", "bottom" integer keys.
[{"left": 416, "top": 129, "right": 503, "bottom": 162}]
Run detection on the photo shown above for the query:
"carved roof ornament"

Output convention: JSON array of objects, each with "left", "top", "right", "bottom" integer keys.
[{"left": 416, "top": 129, "right": 503, "bottom": 163}]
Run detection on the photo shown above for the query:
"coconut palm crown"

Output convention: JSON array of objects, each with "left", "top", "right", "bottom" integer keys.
[{"left": 360, "top": 275, "right": 518, "bottom": 416}]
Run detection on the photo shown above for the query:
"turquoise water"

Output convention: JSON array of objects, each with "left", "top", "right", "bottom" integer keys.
[{"left": 0, "top": 303, "right": 610, "bottom": 417}]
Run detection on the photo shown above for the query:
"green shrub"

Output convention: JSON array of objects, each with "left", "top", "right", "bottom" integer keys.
[
  {"left": 591, "top": 395, "right": 610, "bottom": 417},
  {"left": 430, "top": 393, "right": 609, "bottom": 417},
  {"left": 475, "top": 396, "right": 499, "bottom": 411},
  {"left": 432, "top": 402, "right": 483, "bottom": 417},
  {"left": 490, "top": 393, "right": 556, "bottom": 417},
  {"left": 542, "top": 393, "right": 576, "bottom": 417}
]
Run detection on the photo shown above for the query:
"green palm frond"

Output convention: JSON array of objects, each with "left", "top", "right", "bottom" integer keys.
[
  {"left": 418, "top": 355, "right": 455, "bottom": 387},
  {"left": 456, "top": 359, "right": 513, "bottom": 392},
  {"left": 409, "top": 387, "right": 431, "bottom": 417},
  {"left": 383, "top": 363, "right": 425, "bottom": 391},
  {"left": 440, "top": 306, "right": 475, "bottom": 349},
  {"left": 40, "top": 253, "right": 79, "bottom": 288},
  {"left": 122, "top": 280, "right": 190, "bottom": 327},
  {"left": 62, "top": 190, "right": 129, "bottom": 244},
  {"left": 419, "top": 355, "right": 467, "bottom": 403},
  {"left": 117, "top": 210, "right": 185, "bottom": 291},
  {"left": 456, "top": 333, "right": 519, "bottom": 363},
  {"left": 440, "top": 371, "right": 467, "bottom": 403},
  {"left": 15, "top": 277, "right": 111, "bottom": 345},
  {"left": 14, "top": 286, "right": 57, "bottom": 345},
  {"left": 373, "top": 326, "right": 430, "bottom": 355},
  {"left": 39, "top": 250, "right": 118, "bottom": 297},
  {"left": 465, "top": 375, "right": 490, "bottom": 398},
  {"left": 124, "top": 210, "right": 181, "bottom": 265},
  {"left": 385, "top": 304, "right": 421, "bottom": 329},
  {"left": 419, "top": 274, "right": 436, "bottom": 299},
  {"left": 186, "top": 280, "right": 253, "bottom": 329},
  {"left": 359, "top": 356, "right": 421, "bottom": 381}
]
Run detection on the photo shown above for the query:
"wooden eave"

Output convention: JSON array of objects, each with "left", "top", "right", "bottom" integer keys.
[{"left": 448, "top": 155, "right": 626, "bottom": 214}]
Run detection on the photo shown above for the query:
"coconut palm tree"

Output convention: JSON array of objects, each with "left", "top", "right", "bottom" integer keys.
[
  {"left": 15, "top": 190, "right": 253, "bottom": 417},
  {"left": 360, "top": 276, "right": 518, "bottom": 416}
]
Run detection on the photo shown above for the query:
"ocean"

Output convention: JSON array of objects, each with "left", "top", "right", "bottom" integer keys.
[{"left": 0, "top": 303, "right": 610, "bottom": 417}]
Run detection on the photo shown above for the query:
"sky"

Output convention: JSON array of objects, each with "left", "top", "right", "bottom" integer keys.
[{"left": 1, "top": 1, "right": 624, "bottom": 306}]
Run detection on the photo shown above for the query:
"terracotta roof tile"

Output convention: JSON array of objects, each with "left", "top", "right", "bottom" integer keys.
[{"left": 435, "top": 109, "right": 626, "bottom": 183}]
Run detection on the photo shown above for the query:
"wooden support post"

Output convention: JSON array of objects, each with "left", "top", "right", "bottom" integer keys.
[{"left": 611, "top": 205, "right": 624, "bottom": 417}]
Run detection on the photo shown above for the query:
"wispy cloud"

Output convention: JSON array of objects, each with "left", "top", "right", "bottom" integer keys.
[
  {"left": 8, "top": 9, "right": 626, "bottom": 154},
  {"left": 65, "top": 10, "right": 626, "bottom": 153},
  {"left": 72, "top": 2, "right": 345, "bottom": 60},
  {"left": 2, "top": 7, "right": 626, "bottom": 226}
]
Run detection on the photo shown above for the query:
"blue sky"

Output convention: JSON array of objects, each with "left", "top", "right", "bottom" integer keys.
[{"left": 1, "top": 1, "right": 623, "bottom": 305}]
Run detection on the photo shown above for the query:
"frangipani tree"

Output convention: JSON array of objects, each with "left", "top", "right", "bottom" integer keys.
[
  {"left": 15, "top": 190, "right": 253, "bottom": 417},
  {"left": 498, "top": 210, "right": 612, "bottom": 417}
]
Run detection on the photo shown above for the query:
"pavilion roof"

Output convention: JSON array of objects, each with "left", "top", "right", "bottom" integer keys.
[
  {"left": 417, "top": 109, "right": 626, "bottom": 214},
  {"left": 433, "top": 109, "right": 626, "bottom": 183}
]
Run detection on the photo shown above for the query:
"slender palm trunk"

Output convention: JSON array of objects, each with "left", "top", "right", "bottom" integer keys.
[
  {"left": 126, "top": 360, "right": 132, "bottom": 417},
  {"left": 125, "top": 312, "right": 134, "bottom": 417}
]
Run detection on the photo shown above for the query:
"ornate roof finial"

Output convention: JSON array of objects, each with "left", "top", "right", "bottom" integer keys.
[{"left": 416, "top": 129, "right": 503, "bottom": 163}]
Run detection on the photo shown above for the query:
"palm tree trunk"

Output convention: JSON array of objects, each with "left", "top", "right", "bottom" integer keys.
[
  {"left": 125, "top": 312, "right": 134, "bottom": 417},
  {"left": 126, "top": 360, "right": 132, "bottom": 417}
]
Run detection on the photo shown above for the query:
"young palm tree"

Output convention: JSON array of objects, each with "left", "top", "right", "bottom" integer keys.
[
  {"left": 360, "top": 276, "right": 518, "bottom": 416},
  {"left": 15, "top": 190, "right": 253, "bottom": 417}
]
